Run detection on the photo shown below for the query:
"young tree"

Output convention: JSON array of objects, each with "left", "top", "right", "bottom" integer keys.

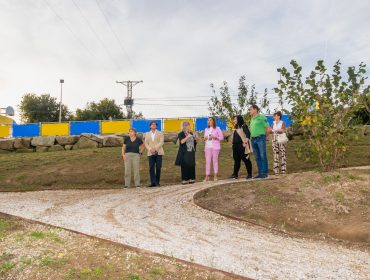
[
  {"left": 19, "top": 93, "right": 71, "bottom": 123},
  {"left": 208, "top": 75, "right": 270, "bottom": 126},
  {"left": 275, "top": 60, "right": 370, "bottom": 171}
]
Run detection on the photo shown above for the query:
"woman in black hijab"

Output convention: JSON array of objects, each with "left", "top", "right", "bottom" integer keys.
[{"left": 229, "top": 115, "right": 253, "bottom": 179}]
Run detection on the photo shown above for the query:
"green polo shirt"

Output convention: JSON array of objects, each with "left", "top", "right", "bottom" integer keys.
[{"left": 250, "top": 114, "right": 268, "bottom": 137}]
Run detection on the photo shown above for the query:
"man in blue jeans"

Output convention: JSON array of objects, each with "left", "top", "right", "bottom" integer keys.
[
  {"left": 144, "top": 121, "right": 165, "bottom": 187},
  {"left": 249, "top": 105, "right": 269, "bottom": 178}
]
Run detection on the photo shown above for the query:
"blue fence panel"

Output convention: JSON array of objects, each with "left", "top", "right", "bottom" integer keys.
[
  {"left": 216, "top": 118, "right": 227, "bottom": 130},
  {"left": 266, "top": 114, "right": 292, "bottom": 128},
  {"left": 132, "top": 119, "right": 162, "bottom": 133},
  {"left": 70, "top": 121, "right": 100, "bottom": 135},
  {"left": 282, "top": 115, "right": 293, "bottom": 127},
  {"left": 195, "top": 118, "right": 227, "bottom": 131},
  {"left": 12, "top": 123, "right": 40, "bottom": 137}
]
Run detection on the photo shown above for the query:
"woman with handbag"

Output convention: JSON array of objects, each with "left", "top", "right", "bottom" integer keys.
[
  {"left": 271, "top": 111, "right": 288, "bottom": 175},
  {"left": 229, "top": 115, "right": 253, "bottom": 180}
]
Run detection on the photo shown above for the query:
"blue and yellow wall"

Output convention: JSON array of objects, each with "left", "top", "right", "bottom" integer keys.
[{"left": 1, "top": 116, "right": 292, "bottom": 138}]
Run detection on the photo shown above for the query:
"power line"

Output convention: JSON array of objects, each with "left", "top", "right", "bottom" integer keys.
[
  {"left": 71, "top": 0, "right": 121, "bottom": 70},
  {"left": 43, "top": 0, "right": 96, "bottom": 59},
  {"left": 135, "top": 100, "right": 283, "bottom": 107},
  {"left": 95, "top": 0, "right": 137, "bottom": 73},
  {"left": 135, "top": 103, "right": 209, "bottom": 107}
]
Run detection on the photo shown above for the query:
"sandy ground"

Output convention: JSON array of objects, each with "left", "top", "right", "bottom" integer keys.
[{"left": 0, "top": 180, "right": 369, "bottom": 280}]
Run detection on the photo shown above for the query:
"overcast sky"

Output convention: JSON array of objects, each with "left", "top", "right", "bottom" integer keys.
[{"left": 1, "top": 0, "right": 369, "bottom": 123}]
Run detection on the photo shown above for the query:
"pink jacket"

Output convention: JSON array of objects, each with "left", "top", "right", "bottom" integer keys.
[{"left": 204, "top": 127, "right": 224, "bottom": 150}]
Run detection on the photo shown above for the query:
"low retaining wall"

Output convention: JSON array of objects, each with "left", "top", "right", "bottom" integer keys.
[{"left": 0, "top": 131, "right": 233, "bottom": 153}]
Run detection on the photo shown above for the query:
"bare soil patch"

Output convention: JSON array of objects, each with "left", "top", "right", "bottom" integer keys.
[{"left": 195, "top": 168, "right": 370, "bottom": 248}]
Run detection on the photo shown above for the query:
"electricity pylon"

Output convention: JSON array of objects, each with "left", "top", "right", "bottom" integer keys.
[{"left": 116, "top": 80, "right": 143, "bottom": 119}]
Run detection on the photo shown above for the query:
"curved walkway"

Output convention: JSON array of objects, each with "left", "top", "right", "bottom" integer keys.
[{"left": 0, "top": 180, "right": 369, "bottom": 279}]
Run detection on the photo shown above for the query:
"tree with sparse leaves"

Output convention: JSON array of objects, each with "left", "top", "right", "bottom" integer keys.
[
  {"left": 208, "top": 76, "right": 271, "bottom": 127},
  {"left": 275, "top": 59, "right": 370, "bottom": 171}
]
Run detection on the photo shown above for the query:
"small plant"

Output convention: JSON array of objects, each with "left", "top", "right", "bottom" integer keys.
[
  {"left": 267, "top": 195, "right": 281, "bottom": 206},
  {"left": 30, "top": 231, "right": 46, "bottom": 239},
  {"left": 29, "top": 230, "right": 63, "bottom": 243},
  {"left": 322, "top": 174, "right": 341, "bottom": 184},
  {"left": 0, "top": 261, "right": 15, "bottom": 274},
  {"left": 40, "top": 256, "right": 55, "bottom": 267},
  {"left": 129, "top": 274, "right": 141, "bottom": 280},
  {"left": 149, "top": 267, "right": 166, "bottom": 277},
  {"left": 93, "top": 267, "right": 103, "bottom": 277},
  {"left": 334, "top": 192, "right": 345, "bottom": 203}
]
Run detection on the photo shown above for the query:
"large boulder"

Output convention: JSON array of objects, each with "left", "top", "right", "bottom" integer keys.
[
  {"left": 64, "top": 145, "right": 73, "bottom": 150},
  {"left": 80, "top": 133, "right": 104, "bottom": 144},
  {"left": 115, "top": 133, "right": 129, "bottom": 138},
  {"left": 164, "top": 133, "right": 178, "bottom": 143},
  {"left": 73, "top": 136, "right": 99, "bottom": 150},
  {"left": 14, "top": 138, "right": 32, "bottom": 149},
  {"left": 36, "top": 146, "right": 49, "bottom": 152},
  {"left": 55, "top": 136, "right": 79, "bottom": 146},
  {"left": 31, "top": 136, "right": 56, "bottom": 147},
  {"left": 49, "top": 144, "right": 65, "bottom": 152},
  {"left": 364, "top": 125, "right": 370, "bottom": 136},
  {"left": 0, "top": 139, "right": 14, "bottom": 151},
  {"left": 103, "top": 136, "right": 123, "bottom": 147}
]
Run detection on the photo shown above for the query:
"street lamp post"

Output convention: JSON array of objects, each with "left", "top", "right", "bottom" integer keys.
[{"left": 59, "top": 79, "right": 64, "bottom": 123}]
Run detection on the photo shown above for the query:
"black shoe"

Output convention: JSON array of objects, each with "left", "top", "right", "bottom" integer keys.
[
  {"left": 189, "top": 179, "right": 195, "bottom": 184},
  {"left": 124, "top": 185, "right": 129, "bottom": 188},
  {"left": 155, "top": 184, "right": 161, "bottom": 187},
  {"left": 246, "top": 175, "right": 253, "bottom": 180},
  {"left": 147, "top": 184, "right": 156, "bottom": 188},
  {"left": 229, "top": 175, "right": 238, "bottom": 179}
]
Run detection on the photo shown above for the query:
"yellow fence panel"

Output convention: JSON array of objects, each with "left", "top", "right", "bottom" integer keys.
[
  {"left": 101, "top": 121, "right": 130, "bottom": 134},
  {"left": 0, "top": 125, "right": 10, "bottom": 138},
  {"left": 163, "top": 118, "right": 195, "bottom": 132},
  {"left": 41, "top": 123, "right": 69, "bottom": 136}
]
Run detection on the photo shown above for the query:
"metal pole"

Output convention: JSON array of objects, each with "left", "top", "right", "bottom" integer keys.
[{"left": 59, "top": 79, "right": 64, "bottom": 123}]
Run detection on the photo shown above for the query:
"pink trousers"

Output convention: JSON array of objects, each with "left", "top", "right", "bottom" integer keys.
[{"left": 205, "top": 148, "right": 220, "bottom": 176}]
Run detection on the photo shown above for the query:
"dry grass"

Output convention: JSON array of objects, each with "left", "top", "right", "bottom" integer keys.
[{"left": 0, "top": 133, "right": 369, "bottom": 192}]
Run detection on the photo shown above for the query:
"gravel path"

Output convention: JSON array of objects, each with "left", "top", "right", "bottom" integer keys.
[{"left": 0, "top": 180, "right": 369, "bottom": 280}]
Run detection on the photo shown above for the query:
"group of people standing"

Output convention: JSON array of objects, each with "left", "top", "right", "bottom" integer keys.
[{"left": 121, "top": 104, "right": 288, "bottom": 188}]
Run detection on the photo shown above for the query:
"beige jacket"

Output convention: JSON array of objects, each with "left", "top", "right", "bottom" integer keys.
[{"left": 144, "top": 130, "right": 165, "bottom": 156}]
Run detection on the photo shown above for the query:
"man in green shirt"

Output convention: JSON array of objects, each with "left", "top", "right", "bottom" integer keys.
[{"left": 249, "top": 104, "right": 269, "bottom": 178}]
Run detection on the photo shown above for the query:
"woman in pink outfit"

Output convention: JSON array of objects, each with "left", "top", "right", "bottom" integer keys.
[{"left": 204, "top": 117, "right": 224, "bottom": 182}]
